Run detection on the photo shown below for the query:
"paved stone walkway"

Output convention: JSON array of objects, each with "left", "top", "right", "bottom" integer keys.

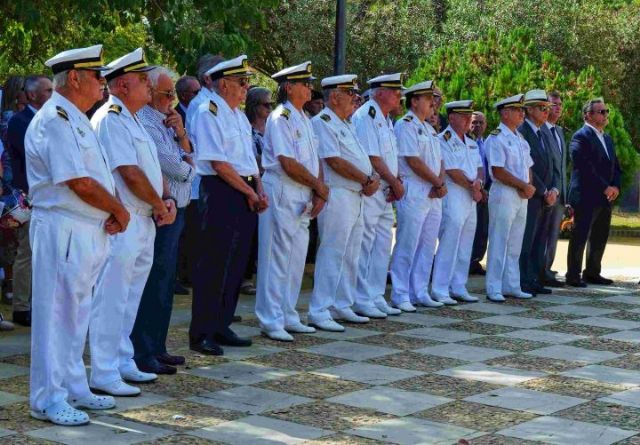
[{"left": 1, "top": 279, "right": 640, "bottom": 444}]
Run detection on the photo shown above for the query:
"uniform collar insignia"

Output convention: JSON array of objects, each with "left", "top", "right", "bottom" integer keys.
[
  {"left": 108, "top": 104, "right": 122, "bottom": 115},
  {"left": 402, "top": 115, "right": 413, "bottom": 122},
  {"left": 368, "top": 106, "right": 376, "bottom": 119},
  {"left": 209, "top": 101, "right": 218, "bottom": 116},
  {"left": 490, "top": 128, "right": 501, "bottom": 135},
  {"left": 320, "top": 113, "right": 331, "bottom": 122},
  {"left": 281, "top": 107, "right": 291, "bottom": 120},
  {"left": 443, "top": 130, "right": 451, "bottom": 141},
  {"left": 56, "top": 106, "right": 69, "bottom": 121}
]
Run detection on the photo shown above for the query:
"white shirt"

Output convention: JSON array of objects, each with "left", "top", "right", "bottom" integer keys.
[
  {"left": 439, "top": 125, "right": 482, "bottom": 193},
  {"left": 192, "top": 90, "right": 258, "bottom": 177},
  {"left": 584, "top": 123, "right": 610, "bottom": 159},
  {"left": 545, "top": 121, "right": 563, "bottom": 153},
  {"left": 26, "top": 92, "right": 115, "bottom": 220},
  {"left": 486, "top": 122, "right": 533, "bottom": 184},
  {"left": 394, "top": 110, "right": 441, "bottom": 183},
  {"left": 312, "top": 106, "right": 372, "bottom": 192},
  {"left": 92, "top": 95, "right": 163, "bottom": 214},
  {"left": 263, "top": 101, "right": 320, "bottom": 183},
  {"left": 186, "top": 88, "right": 216, "bottom": 200},
  {"left": 351, "top": 99, "right": 398, "bottom": 187}
]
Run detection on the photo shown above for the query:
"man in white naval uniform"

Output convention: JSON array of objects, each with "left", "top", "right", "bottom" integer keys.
[
  {"left": 390, "top": 81, "right": 449, "bottom": 312},
  {"left": 352, "top": 73, "right": 405, "bottom": 317},
  {"left": 485, "top": 94, "right": 536, "bottom": 302},
  {"left": 27, "top": 45, "right": 130, "bottom": 425},
  {"left": 308, "top": 74, "right": 380, "bottom": 331},
  {"left": 431, "top": 100, "right": 483, "bottom": 305},
  {"left": 90, "top": 48, "right": 177, "bottom": 397},
  {"left": 255, "top": 62, "right": 328, "bottom": 341}
]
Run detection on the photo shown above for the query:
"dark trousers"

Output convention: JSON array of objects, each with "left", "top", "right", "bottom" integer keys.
[
  {"left": 520, "top": 196, "right": 553, "bottom": 287},
  {"left": 131, "top": 208, "right": 186, "bottom": 362},
  {"left": 545, "top": 202, "right": 564, "bottom": 278},
  {"left": 566, "top": 204, "right": 611, "bottom": 280},
  {"left": 177, "top": 199, "right": 201, "bottom": 285},
  {"left": 471, "top": 199, "right": 489, "bottom": 265},
  {"left": 305, "top": 218, "right": 319, "bottom": 264},
  {"left": 189, "top": 176, "right": 257, "bottom": 341},
  {"left": 244, "top": 225, "right": 258, "bottom": 280}
]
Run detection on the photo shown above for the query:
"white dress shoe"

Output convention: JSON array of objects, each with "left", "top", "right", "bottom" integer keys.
[
  {"left": 91, "top": 380, "right": 141, "bottom": 397},
  {"left": 70, "top": 393, "right": 116, "bottom": 410},
  {"left": 506, "top": 290, "right": 533, "bottom": 299},
  {"left": 309, "top": 318, "right": 345, "bottom": 332},
  {"left": 451, "top": 292, "right": 479, "bottom": 303},
  {"left": 331, "top": 308, "right": 369, "bottom": 323},
  {"left": 121, "top": 368, "right": 157, "bottom": 383},
  {"left": 487, "top": 293, "right": 506, "bottom": 303},
  {"left": 432, "top": 293, "right": 458, "bottom": 305},
  {"left": 354, "top": 305, "right": 387, "bottom": 319},
  {"left": 413, "top": 296, "right": 444, "bottom": 308},
  {"left": 31, "top": 400, "right": 89, "bottom": 426},
  {"left": 285, "top": 323, "right": 316, "bottom": 333},
  {"left": 393, "top": 301, "right": 417, "bottom": 312},
  {"left": 262, "top": 328, "right": 294, "bottom": 342},
  {"left": 375, "top": 299, "right": 402, "bottom": 315}
]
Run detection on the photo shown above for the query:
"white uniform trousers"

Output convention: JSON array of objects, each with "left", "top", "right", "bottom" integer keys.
[
  {"left": 355, "top": 189, "right": 394, "bottom": 309},
  {"left": 255, "top": 176, "right": 311, "bottom": 332},
  {"left": 29, "top": 208, "right": 109, "bottom": 411},
  {"left": 432, "top": 192, "right": 477, "bottom": 296},
  {"left": 390, "top": 181, "right": 442, "bottom": 305},
  {"left": 308, "top": 187, "right": 364, "bottom": 323},
  {"left": 90, "top": 213, "right": 155, "bottom": 387},
  {"left": 486, "top": 184, "right": 528, "bottom": 295}
]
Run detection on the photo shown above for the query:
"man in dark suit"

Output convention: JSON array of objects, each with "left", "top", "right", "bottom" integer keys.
[
  {"left": 6, "top": 74, "right": 53, "bottom": 326},
  {"left": 544, "top": 91, "right": 568, "bottom": 285},
  {"left": 518, "top": 89, "right": 561, "bottom": 296},
  {"left": 470, "top": 111, "right": 489, "bottom": 274},
  {"left": 175, "top": 75, "right": 200, "bottom": 126},
  {"left": 566, "top": 98, "right": 621, "bottom": 287}
]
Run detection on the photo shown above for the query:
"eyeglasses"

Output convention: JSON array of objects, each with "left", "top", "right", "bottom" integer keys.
[
  {"left": 227, "top": 77, "right": 250, "bottom": 87},
  {"left": 260, "top": 102, "right": 274, "bottom": 109},
  {"left": 339, "top": 89, "right": 356, "bottom": 97},
  {"left": 154, "top": 89, "right": 176, "bottom": 99},
  {"left": 593, "top": 109, "right": 610, "bottom": 116},
  {"left": 536, "top": 105, "right": 551, "bottom": 112}
]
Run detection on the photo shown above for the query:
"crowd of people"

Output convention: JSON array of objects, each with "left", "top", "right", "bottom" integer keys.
[{"left": 0, "top": 43, "right": 622, "bottom": 427}]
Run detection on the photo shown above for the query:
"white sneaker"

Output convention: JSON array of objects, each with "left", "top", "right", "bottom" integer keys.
[
  {"left": 375, "top": 299, "right": 402, "bottom": 315},
  {"left": 70, "top": 393, "right": 116, "bottom": 410},
  {"left": 451, "top": 292, "right": 479, "bottom": 303},
  {"left": 262, "top": 329, "right": 294, "bottom": 342},
  {"left": 91, "top": 380, "right": 141, "bottom": 397},
  {"left": 413, "top": 296, "right": 444, "bottom": 308},
  {"left": 354, "top": 305, "right": 387, "bottom": 319},
  {"left": 31, "top": 400, "right": 89, "bottom": 426},
  {"left": 331, "top": 308, "right": 370, "bottom": 323},
  {"left": 487, "top": 293, "right": 506, "bottom": 303},
  {"left": 309, "top": 318, "right": 345, "bottom": 332},
  {"left": 285, "top": 323, "right": 316, "bottom": 334},
  {"left": 506, "top": 290, "right": 533, "bottom": 299},
  {"left": 393, "top": 301, "right": 417, "bottom": 312},
  {"left": 120, "top": 368, "right": 157, "bottom": 383},
  {"left": 432, "top": 292, "right": 458, "bottom": 305}
]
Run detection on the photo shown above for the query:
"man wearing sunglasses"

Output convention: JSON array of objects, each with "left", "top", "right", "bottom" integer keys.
[
  {"left": 566, "top": 98, "right": 620, "bottom": 287},
  {"left": 517, "top": 89, "right": 561, "bottom": 296}
]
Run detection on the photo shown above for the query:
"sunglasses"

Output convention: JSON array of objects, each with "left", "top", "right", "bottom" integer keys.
[
  {"left": 593, "top": 109, "right": 610, "bottom": 116},
  {"left": 227, "top": 77, "right": 250, "bottom": 87},
  {"left": 535, "top": 105, "right": 551, "bottom": 112},
  {"left": 154, "top": 89, "right": 176, "bottom": 98},
  {"left": 260, "top": 102, "right": 274, "bottom": 109}
]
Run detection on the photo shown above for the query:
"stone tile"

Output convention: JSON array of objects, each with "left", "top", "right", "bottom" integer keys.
[
  {"left": 467, "top": 434, "right": 547, "bottom": 444},
  {"left": 0, "top": 335, "right": 30, "bottom": 358},
  {"left": 561, "top": 365, "right": 640, "bottom": 387},
  {"left": 327, "top": 386, "right": 451, "bottom": 416},
  {"left": 146, "top": 372, "right": 233, "bottom": 398},
  {"left": 246, "top": 350, "right": 349, "bottom": 371},
  {"left": 312, "top": 327, "right": 380, "bottom": 341},
  {"left": 0, "top": 390, "right": 27, "bottom": 406},
  {"left": 555, "top": 400, "right": 640, "bottom": 431},
  {"left": 535, "top": 295, "right": 589, "bottom": 305},
  {"left": 0, "top": 363, "right": 29, "bottom": 379},
  {"left": 396, "top": 327, "right": 483, "bottom": 342},
  {"left": 603, "top": 295, "right": 640, "bottom": 305},
  {"left": 254, "top": 372, "right": 369, "bottom": 399},
  {"left": 487, "top": 354, "right": 586, "bottom": 373},
  {"left": 349, "top": 318, "right": 422, "bottom": 333},
  {"left": 190, "top": 415, "right": 331, "bottom": 444},
  {"left": 391, "top": 374, "right": 503, "bottom": 399},
  {"left": 304, "top": 433, "right": 388, "bottom": 444},
  {"left": 0, "top": 428, "right": 15, "bottom": 438},
  {"left": 313, "top": 362, "right": 424, "bottom": 385},
  {"left": 436, "top": 307, "right": 492, "bottom": 320},
  {"left": 366, "top": 352, "right": 469, "bottom": 373},
  {"left": 138, "top": 434, "right": 226, "bottom": 444},
  {"left": 102, "top": 392, "right": 172, "bottom": 414},
  {"left": 438, "top": 321, "right": 517, "bottom": 336},
  {"left": 186, "top": 386, "right": 312, "bottom": 414},
  {"left": 520, "top": 375, "right": 627, "bottom": 399},
  {"left": 252, "top": 332, "right": 333, "bottom": 350},
  {"left": 462, "top": 336, "right": 550, "bottom": 352},
  {"left": 526, "top": 345, "right": 622, "bottom": 364},
  {"left": 569, "top": 316, "right": 640, "bottom": 330},
  {"left": 601, "top": 354, "right": 640, "bottom": 371},
  {"left": 229, "top": 324, "right": 262, "bottom": 339},
  {"left": 414, "top": 343, "right": 512, "bottom": 362},
  {"left": 301, "top": 341, "right": 399, "bottom": 361},
  {"left": 0, "top": 354, "right": 30, "bottom": 368},
  {"left": 387, "top": 313, "right": 459, "bottom": 326},
  {"left": 452, "top": 302, "right": 528, "bottom": 315},
  {"left": 188, "top": 361, "right": 297, "bottom": 385},
  {"left": 465, "top": 387, "right": 586, "bottom": 414},
  {"left": 436, "top": 363, "right": 546, "bottom": 386},
  {"left": 346, "top": 417, "right": 483, "bottom": 444},
  {"left": 27, "top": 416, "right": 174, "bottom": 445},
  {"left": 630, "top": 308, "right": 640, "bottom": 314},
  {"left": 499, "top": 328, "right": 587, "bottom": 344},
  {"left": 475, "top": 315, "right": 555, "bottom": 329},
  {"left": 497, "top": 416, "right": 637, "bottom": 445},
  {"left": 545, "top": 304, "right": 619, "bottom": 317},
  {"left": 600, "top": 388, "right": 640, "bottom": 408},
  {"left": 352, "top": 333, "right": 443, "bottom": 350},
  {"left": 601, "top": 330, "right": 640, "bottom": 344},
  {"left": 569, "top": 337, "right": 640, "bottom": 354},
  {"left": 540, "top": 321, "right": 618, "bottom": 336},
  {"left": 219, "top": 345, "right": 286, "bottom": 361}
]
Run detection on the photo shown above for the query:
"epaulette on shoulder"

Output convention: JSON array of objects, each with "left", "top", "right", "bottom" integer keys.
[
  {"left": 56, "top": 106, "right": 69, "bottom": 121},
  {"left": 443, "top": 130, "right": 451, "bottom": 141},
  {"left": 402, "top": 115, "right": 413, "bottom": 122},
  {"left": 108, "top": 104, "right": 122, "bottom": 115},
  {"left": 281, "top": 107, "right": 291, "bottom": 120},
  {"left": 320, "top": 113, "right": 331, "bottom": 122},
  {"left": 208, "top": 101, "right": 218, "bottom": 116},
  {"left": 368, "top": 106, "right": 376, "bottom": 119},
  {"left": 467, "top": 132, "right": 477, "bottom": 141},
  {"left": 490, "top": 128, "right": 501, "bottom": 136}
]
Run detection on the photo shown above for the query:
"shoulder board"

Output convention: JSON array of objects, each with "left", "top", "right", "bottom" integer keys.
[
  {"left": 281, "top": 107, "right": 291, "bottom": 120},
  {"left": 467, "top": 132, "right": 476, "bottom": 141},
  {"left": 208, "top": 101, "right": 218, "bottom": 116},
  {"left": 56, "top": 106, "right": 69, "bottom": 121},
  {"left": 320, "top": 113, "right": 331, "bottom": 122},
  {"left": 443, "top": 130, "right": 451, "bottom": 141},
  {"left": 402, "top": 115, "right": 413, "bottom": 122},
  {"left": 490, "top": 128, "right": 501, "bottom": 136},
  {"left": 368, "top": 106, "right": 376, "bottom": 119},
  {"left": 108, "top": 104, "right": 122, "bottom": 115}
]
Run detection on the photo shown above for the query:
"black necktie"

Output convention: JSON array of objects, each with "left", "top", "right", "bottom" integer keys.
[
  {"left": 536, "top": 129, "right": 546, "bottom": 152},
  {"left": 550, "top": 127, "right": 560, "bottom": 153}
]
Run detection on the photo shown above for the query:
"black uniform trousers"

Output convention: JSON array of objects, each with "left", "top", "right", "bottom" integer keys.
[
  {"left": 520, "top": 196, "right": 553, "bottom": 288},
  {"left": 189, "top": 175, "right": 257, "bottom": 342},
  {"left": 566, "top": 204, "right": 612, "bottom": 280},
  {"left": 471, "top": 199, "right": 489, "bottom": 266}
]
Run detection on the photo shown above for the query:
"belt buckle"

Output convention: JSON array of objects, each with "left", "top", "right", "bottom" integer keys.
[{"left": 247, "top": 175, "right": 253, "bottom": 183}]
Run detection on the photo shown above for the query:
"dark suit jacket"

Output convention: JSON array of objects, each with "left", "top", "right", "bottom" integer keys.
[
  {"left": 567, "top": 124, "right": 621, "bottom": 208},
  {"left": 546, "top": 124, "right": 568, "bottom": 204},
  {"left": 6, "top": 106, "right": 35, "bottom": 192},
  {"left": 518, "top": 120, "right": 561, "bottom": 198},
  {"left": 176, "top": 103, "right": 187, "bottom": 127}
]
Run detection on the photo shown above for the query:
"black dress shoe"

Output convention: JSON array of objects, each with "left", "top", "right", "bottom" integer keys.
[
  {"left": 232, "top": 315, "right": 242, "bottom": 322},
  {"left": 534, "top": 285, "right": 552, "bottom": 294},
  {"left": 583, "top": 275, "right": 614, "bottom": 285},
  {"left": 137, "top": 358, "right": 177, "bottom": 375},
  {"left": 157, "top": 352, "right": 185, "bottom": 366},
  {"left": 214, "top": 330, "right": 252, "bottom": 347},
  {"left": 190, "top": 338, "right": 224, "bottom": 355},
  {"left": 174, "top": 282, "right": 190, "bottom": 295},
  {"left": 521, "top": 286, "right": 538, "bottom": 296},
  {"left": 12, "top": 310, "right": 31, "bottom": 327},
  {"left": 469, "top": 262, "right": 486, "bottom": 275},
  {"left": 544, "top": 278, "right": 565, "bottom": 288},
  {"left": 566, "top": 278, "right": 587, "bottom": 288}
]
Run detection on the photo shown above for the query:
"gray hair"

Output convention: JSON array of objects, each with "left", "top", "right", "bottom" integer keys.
[
  {"left": 472, "top": 111, "right": 486, "bottom": 119},
  {"left": 52, "top": 71, "right": 69, "bottom": 88},
  {"left": 245, "top": 87, "right": 271, "bottom": 123},
  {"left": 24, "top": 75, "right": 49, "bottom": 93},
  {"left": 210, "top": 78, "right": 222, "bottom": 93},
  {"left": 147, "top": 66, "right": 176, "bottom": 88},
  {"left": 176, "top": 75, "right": 198, "bottom": 94},
  {"left": 196, "top": 54, "right": 224, "bottom": 84},
  {"left": 582, "top": 97, "right": 605, "bottom": 115},
  {"left": 322, "top": 88, "right": 335, "bottom": 103}
]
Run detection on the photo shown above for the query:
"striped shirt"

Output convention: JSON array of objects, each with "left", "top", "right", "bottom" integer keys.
[{"left": 137, "top": 105, "right": 195, "bottom": 208}]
